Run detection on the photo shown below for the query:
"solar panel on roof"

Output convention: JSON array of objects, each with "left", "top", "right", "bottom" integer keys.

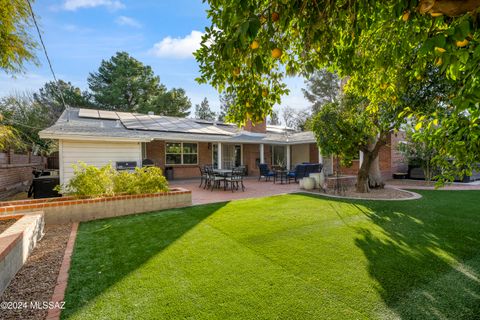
[
  {"left": 79, "top": 109, "right": 100, "bottom": 118},
  {"left": 98, "top": 110, "right": 119, "bottom": 120}
]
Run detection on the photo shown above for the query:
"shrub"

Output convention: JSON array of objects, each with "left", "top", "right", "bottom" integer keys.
[
  {"left": 57, "top": 162, "right": 169, "bottom": 197},
  {"left": 113, "top": 167, "right": 169, "bottom": 195},
  {"left": 56, "top": 162, "right": 116, "bottom": 197}
]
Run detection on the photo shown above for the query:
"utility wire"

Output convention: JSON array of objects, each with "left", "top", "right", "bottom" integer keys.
[{"left": 26, "top": 0, "right": 69, "bottom": 120}]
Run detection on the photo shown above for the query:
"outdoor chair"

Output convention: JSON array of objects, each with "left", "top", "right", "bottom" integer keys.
[
  {"left": 205, "top": 166, "right": 226, "bottom": 191},
  {"left": 287, "top": 164, "right": 306, "bottom": 183},
  {"left": 198, "top": 165, "right": 208, "bottom": 188},
  {"left": 225, "top": 167, "right": 245, "bottom": 192},
  {"left": 258, "top": 163, "right": 275, "bottom": 181}
]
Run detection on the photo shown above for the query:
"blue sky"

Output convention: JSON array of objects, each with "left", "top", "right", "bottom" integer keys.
[{"left": 0, "top": 0, "right": 310, "bottom": 114}]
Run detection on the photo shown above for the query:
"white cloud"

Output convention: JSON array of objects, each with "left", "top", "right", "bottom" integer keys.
[
  {"left": 63, "top": 0, "right": 125, "bottom": 11},
  {"left": 115, "top": 16, "right": 142, "bottom": 28},
  {"left": 149, "top": 30, "right": 204, "bottom": 59}
]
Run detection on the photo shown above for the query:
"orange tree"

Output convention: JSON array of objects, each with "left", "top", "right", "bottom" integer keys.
[{"left": 195, "top": 0, "right": 480, "bottom": 186}]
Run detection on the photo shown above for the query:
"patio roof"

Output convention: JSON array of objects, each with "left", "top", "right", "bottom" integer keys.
[{"left": 39, "top": 108, "right": 316, "bottom": 145}]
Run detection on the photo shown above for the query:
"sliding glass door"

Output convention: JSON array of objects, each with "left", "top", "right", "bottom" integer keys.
[{"left": 212, "top": 144, "right": 242, "bottom": 169}]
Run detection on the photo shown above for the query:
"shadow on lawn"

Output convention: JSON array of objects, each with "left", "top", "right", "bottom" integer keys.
[
  {"left": 62, "top": 201, "right": 227, "bottom": 319},
  {"left": 304, "top": 191, "right": 480, "bottom": 320}
]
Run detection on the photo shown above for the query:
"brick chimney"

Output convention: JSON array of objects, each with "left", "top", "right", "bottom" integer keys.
[{"left": 243, "top": 119, "right": 267, "bottom": 134}]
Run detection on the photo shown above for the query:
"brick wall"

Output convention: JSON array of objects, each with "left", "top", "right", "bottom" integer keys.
[
  {"left": 309, "top": 144, "right": 319, "bottom": 163},
  {"left": 243, "top": 144, "right": 272, "bottom": 176},
  {"left": 0, "top": 189, "right": 191, "bottom": 224},
  {"left": 336, "top": 133, "right": 407, "bottom": 179},
  {"left": 0, "top": 151, "right": 46, "bottom": 199},
  {"left": 243, "top": 119, "right": 267, "bottom": 133},
  {"left": 146, "top": 141, "right": 211, "bottom": 179},
  {"left": 390, "top": 131, "right": 408, "bottom": 174}
]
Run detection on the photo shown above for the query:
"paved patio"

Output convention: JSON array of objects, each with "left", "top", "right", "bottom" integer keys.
[{"left": 170, "top": 177, "right": 301, "bottom": 205}]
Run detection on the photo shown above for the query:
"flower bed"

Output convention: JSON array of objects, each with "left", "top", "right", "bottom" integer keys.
[{"left": 0, "top": 188, "right": 192, "bottom": 224}]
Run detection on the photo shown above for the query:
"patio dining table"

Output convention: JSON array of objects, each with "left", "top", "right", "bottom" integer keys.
[{"left": 212, "top": 169, "right": 232, "bottom": 176}]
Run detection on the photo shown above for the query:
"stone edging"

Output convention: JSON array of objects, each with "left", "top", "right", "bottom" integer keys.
[
  {"left": 46, "top": 222, "right": 79, "bottom": 320},
  {"left": 298, "top": 187, "right": 422, "bottom": 201}
]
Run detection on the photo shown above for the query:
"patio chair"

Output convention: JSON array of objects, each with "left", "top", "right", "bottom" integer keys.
[
  {"left": 258, "top": 163, "right": 274, "bottom": 181},
  {"left": 225, "top": 167, "right": 245, "bottom": 192},
  {"left": 287, "top": 164, "right": 306, "bottom": 183},
  {"left": 205, "top": 166, "right": 226, "bottom": 191},
  {"left": 198, "top": 166, "right": 208, "bottom": 188}
]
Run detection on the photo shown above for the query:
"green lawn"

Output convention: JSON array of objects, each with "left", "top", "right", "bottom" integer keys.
[{"left": 62, "top": 191, "right": 480, "bottom": 319}]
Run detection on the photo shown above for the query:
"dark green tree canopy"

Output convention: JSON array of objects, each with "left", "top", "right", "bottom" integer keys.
[
  {"left": 303, "top": 69, "right": 340, "bottom": 114},
  {"left": 34, "top": 80, "right": 93, "bottom": 119},
  {"left": 88, "top": 51, "right": 164, "bottom": 112},
  {"left": 194, "top": 97, "right": 216, "bottom": 121},
  {"left": 145, "top": 88, "right": 191, "bottom": 117},
  {"left": 217, "top": 91, "right": 235, "bottom": 122}
]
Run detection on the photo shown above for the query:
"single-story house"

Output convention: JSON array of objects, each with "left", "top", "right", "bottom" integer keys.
[{"left": 39, "top": 108, "right": 406, "bottom": 184}]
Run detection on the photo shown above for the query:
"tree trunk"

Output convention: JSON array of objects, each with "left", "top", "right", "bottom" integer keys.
[
  {"left": 356, "top": 136, "right": 386, "bottom": 193},
  {"left": 368, "top": 154, "right": 384, "bottom": 188}
]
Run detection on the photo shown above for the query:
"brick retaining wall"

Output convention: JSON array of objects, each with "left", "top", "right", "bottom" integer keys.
[
  {"left": 0, "top": 213, "right": 44, "bottom": 295},
  {"left": 0, "top": 188, "right": 192, "bottom": 224}
]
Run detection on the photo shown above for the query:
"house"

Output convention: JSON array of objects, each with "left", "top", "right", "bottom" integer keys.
[{"left": 39, "top": 108, "right": 406, "bottom": 184}]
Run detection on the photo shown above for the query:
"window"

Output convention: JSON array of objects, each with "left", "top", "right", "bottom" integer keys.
[{"left": 166, "top": 142, "right": 198, "bottom": 165}]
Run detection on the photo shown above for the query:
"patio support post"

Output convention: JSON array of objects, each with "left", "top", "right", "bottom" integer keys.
[
  {"left": 318, "top": 147, "right": 323, "bottom": 164},
  {"left": 259, "top": 144, "right": 264, "bottom": 164},
  {"left": 218, "top": 142, "right": 222, "bottom": 169},
  {"left": 359, "top": 151, "right": 364, "bottom": 167},
  {"left": 286, "top": 145, "right": 291, "bottom": 170}
]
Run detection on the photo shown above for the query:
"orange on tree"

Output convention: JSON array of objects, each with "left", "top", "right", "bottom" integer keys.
[
  {"left": 456, "top": 39, "right": 469, "bottom": 47},
  {"left": 271, "top": 48, "right": 282, "bottom": 59},
  {"left": 250, "top": 40, "right": 259, "bottom": 49},
  {"left": 271, "top": 12, "right": 279, "bottom": 22}
]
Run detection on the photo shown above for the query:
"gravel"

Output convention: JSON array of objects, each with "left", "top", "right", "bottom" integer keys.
[
  {"left": 0, "top": 219, "right": 17, "bottom": 234},
  {"left": 0, "top": 224, "right": 72, "bottom": 320},
  {"left": 319, "top": 186, "right": 415, "bottom": 199}
]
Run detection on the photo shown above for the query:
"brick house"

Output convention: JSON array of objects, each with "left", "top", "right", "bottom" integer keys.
[{"left": 39, "top": 108, "right": 406, "bottom": 184}]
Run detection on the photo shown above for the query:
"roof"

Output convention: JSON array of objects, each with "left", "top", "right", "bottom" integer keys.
[{"left": 39, "top": 108, "right": 316, "bottom": 145}]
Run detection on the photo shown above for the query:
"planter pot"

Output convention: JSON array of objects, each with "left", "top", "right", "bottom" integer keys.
[
  {"left": 303, "top": 177, "right": 315, "bottom": 190},
  {"left": 309, "top": 173, "right": 322, "bottom": 189}
]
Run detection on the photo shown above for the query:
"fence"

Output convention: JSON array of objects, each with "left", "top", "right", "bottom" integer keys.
[{"left": 0, "top": 151, "right": 47, "bottom": 199}]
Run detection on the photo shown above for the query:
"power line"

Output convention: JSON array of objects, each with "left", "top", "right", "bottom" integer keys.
[{"left": 25, "top": 0, "right": 69, "bottom": 120}]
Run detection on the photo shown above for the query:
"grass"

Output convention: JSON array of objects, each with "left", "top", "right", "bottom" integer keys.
[{"left": 62, "top": 190, "right": 480, "bottom": 319}]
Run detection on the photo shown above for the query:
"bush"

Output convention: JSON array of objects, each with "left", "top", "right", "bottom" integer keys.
[
  {"left": 113, "top": 166, "right": 169, "bottom": 195},
  {"left": 57, "top": 162, "right": 169, "bottom": 197}
]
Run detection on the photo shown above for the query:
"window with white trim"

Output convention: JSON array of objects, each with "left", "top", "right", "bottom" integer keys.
[{"left": 166, "top": 142, "right": 198, "bottom": 165}]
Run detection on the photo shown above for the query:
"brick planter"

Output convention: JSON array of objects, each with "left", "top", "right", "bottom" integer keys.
[
  {"left": 0, "top": 188, "right": 192, "bottom": 224},
  {"left": 326, "top": 175, "right": 357, "bottom": 189},
  {"left": 0, "top": 213, "right": 44, "bottom": 295}
]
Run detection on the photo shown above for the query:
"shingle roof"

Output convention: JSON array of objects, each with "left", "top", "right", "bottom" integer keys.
[{"left": 39, "top": 108, "right": 316, "bottom": 145}]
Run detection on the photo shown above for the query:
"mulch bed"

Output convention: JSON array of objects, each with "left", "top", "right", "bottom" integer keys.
[
  {"left": 0, "top": 219, "right": 17, "bottom": 234},
  {"left": 0, "top": 224, "right": 72, "bottom": 320}
]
